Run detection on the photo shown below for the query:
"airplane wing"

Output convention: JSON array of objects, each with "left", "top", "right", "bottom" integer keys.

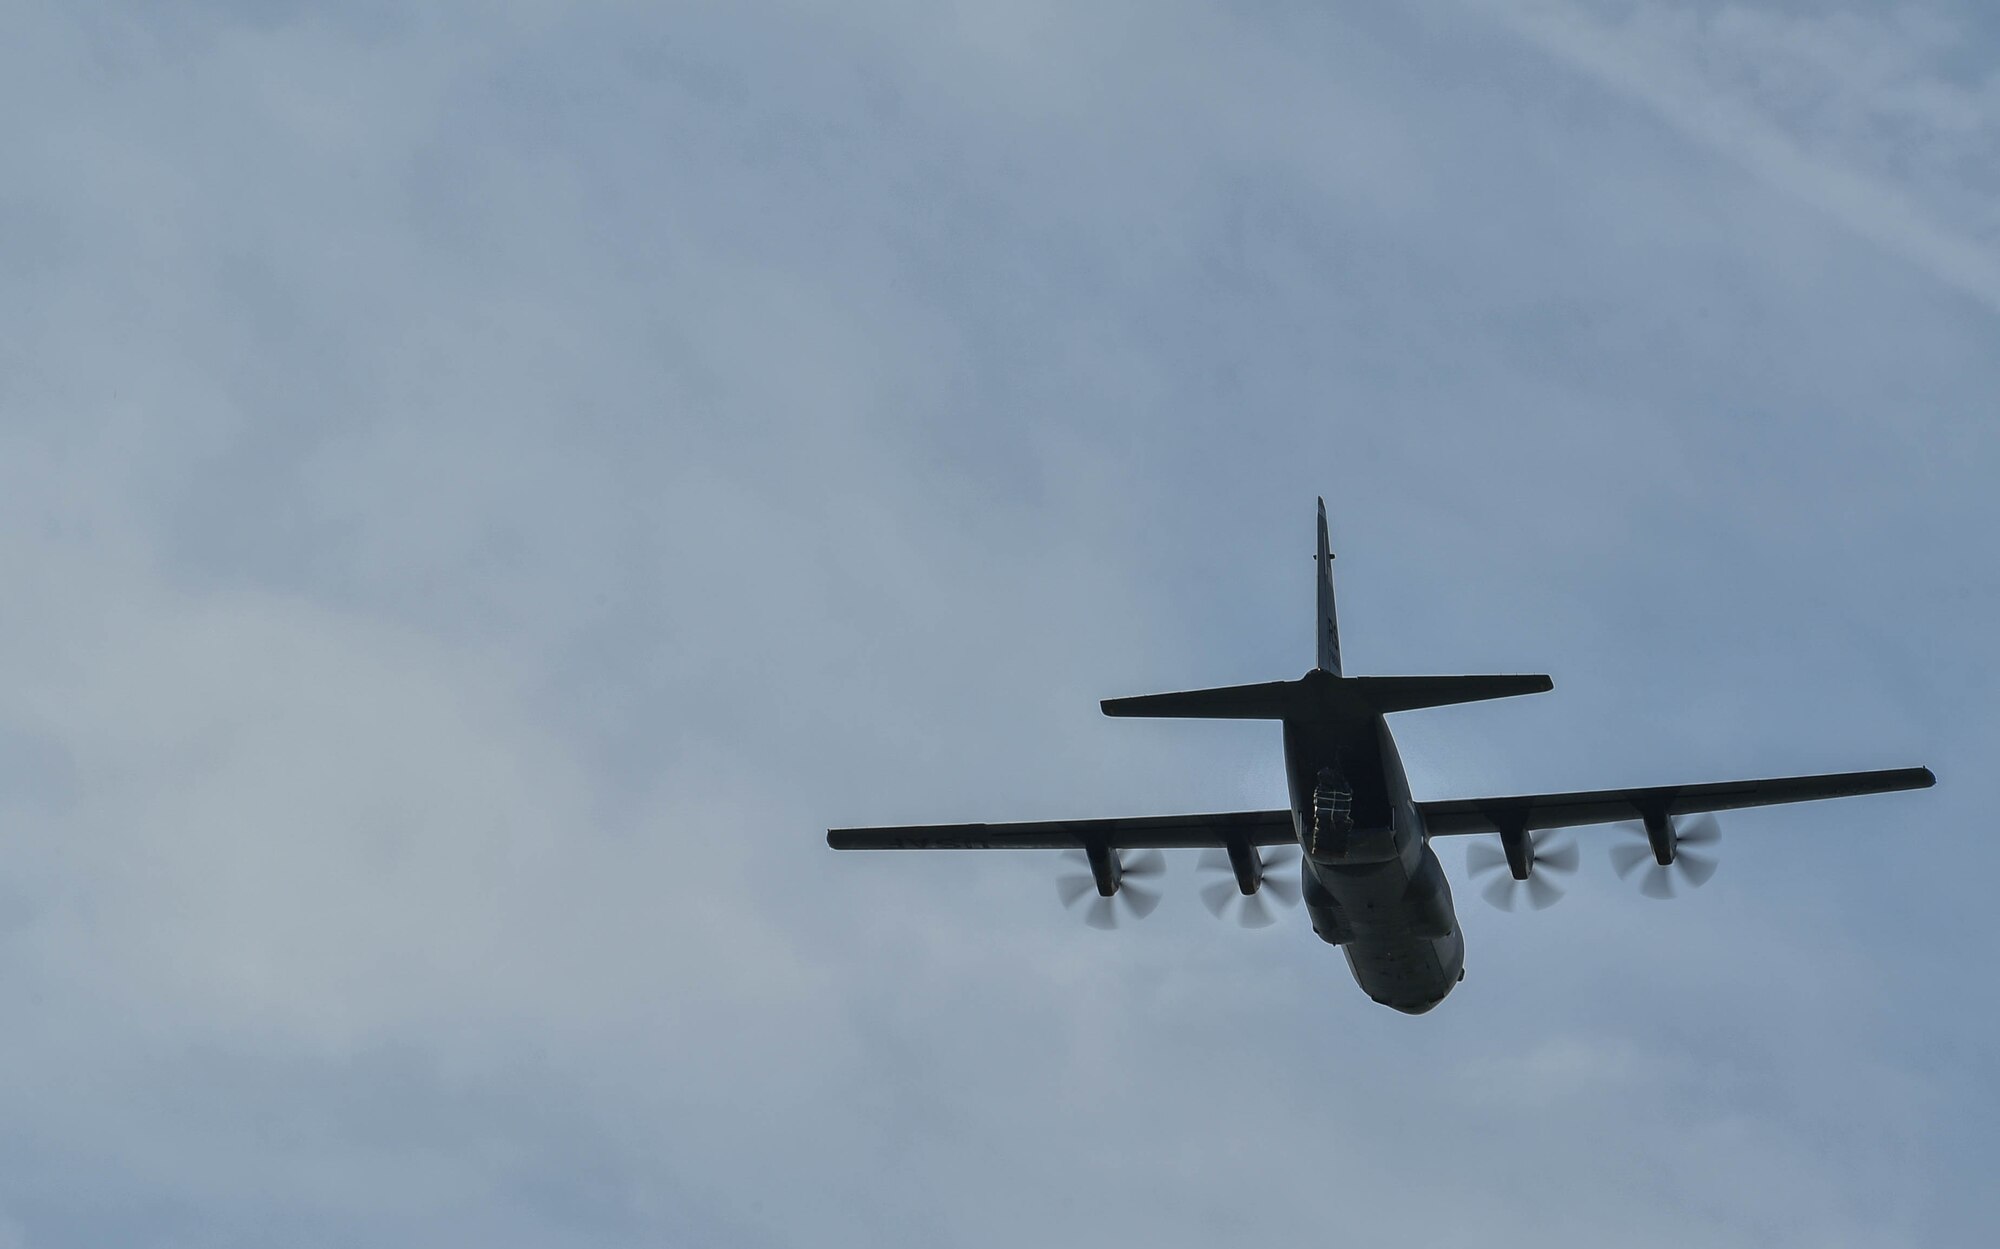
[
  {"left": 830, "top": 768, "right": 1935, "bottom": 847},
  {"left": 1418, "top": 766, "right": 1935, "bottom": 835},
  {"left": 828, "top": 809, "right": 1295, "bottom": 850}
]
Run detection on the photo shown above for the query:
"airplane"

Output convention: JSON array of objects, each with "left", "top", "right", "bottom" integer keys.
[{"left": 827, "top": 501, "right": 1935, "bottom": 1014}]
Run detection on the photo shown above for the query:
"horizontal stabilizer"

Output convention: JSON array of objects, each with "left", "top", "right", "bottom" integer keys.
[
  {"left": 1101, "top": 673, "right": 1552, "bottom": 721},
  {"left": 1100, "top": 680, "right": 1297, "bottom": 720},
  {"left": 1346, "top": 674, "right": 1553, "bottom": 713}
]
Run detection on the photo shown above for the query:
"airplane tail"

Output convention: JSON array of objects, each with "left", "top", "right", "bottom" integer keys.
[
  {"left": 1316, "top": 497, "right": 1340, "bottom": 676},
  {"left": 1101, "top": 498, "right": 1552, "bottom": 723}
]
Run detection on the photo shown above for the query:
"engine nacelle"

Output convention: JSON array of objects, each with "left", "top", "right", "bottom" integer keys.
[
  {"left": 1641, "top": 811, "right": 1677, "bottom": 866},
  {"left": 1083, "top": 843, "right": 1122, "bottom": 896}
]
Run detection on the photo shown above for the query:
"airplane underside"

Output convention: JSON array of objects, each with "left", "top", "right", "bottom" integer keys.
[
  {"left": 1304, "top": 847, "right": 1465, "bottom": 1014},
  {"left": 1284, "top": 692, "right": 1465, "bottom": 1013}
]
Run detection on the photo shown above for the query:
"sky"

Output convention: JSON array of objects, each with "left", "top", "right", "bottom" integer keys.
[{"left": 1, "top": 1, "right": 1995, "bottom": 1244}]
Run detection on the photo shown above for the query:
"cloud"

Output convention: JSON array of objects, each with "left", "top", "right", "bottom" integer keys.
[
  {"left": 1474, "top": 0, "right": 2000, "bottom": 313},
  {"left": 0, "top": 2, "right": 1990, "bottom": 1245}
]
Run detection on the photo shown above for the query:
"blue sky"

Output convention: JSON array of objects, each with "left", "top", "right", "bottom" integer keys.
[{"left": 1, "top": 2, "right": 1994, "bottom": 1244}]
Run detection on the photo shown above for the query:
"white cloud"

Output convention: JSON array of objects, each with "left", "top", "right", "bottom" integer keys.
[{"left": 1474, "top": 0, "right": 2000, "bottom": 312}]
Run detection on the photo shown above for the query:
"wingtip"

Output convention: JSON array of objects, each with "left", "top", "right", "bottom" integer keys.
[{"left": 1917, "top": 766, "right": 1938, "bottom": 788}]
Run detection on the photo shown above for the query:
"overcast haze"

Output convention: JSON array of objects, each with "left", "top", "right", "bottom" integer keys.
[{"left": 1, "top": 1, "right": 1994, "bottom": 1244}]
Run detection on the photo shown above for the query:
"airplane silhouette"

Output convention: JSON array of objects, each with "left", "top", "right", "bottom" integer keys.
[{"left": 830, "top": 501, "right": 1934, "bottom": 1013}]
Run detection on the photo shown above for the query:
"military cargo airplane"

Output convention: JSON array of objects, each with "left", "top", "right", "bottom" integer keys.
[{"left": 828, "top": 502, "right": 1934, "bottom": 1013}]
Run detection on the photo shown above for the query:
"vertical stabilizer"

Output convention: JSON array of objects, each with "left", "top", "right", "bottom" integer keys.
[{"left": 1316, "top": 497, "right": 1341, "bottom": 675}]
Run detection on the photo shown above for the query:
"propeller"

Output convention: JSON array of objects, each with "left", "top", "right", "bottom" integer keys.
[
  {"left": 1055, "top": 849, "right": 1164, "bottom": 929},
  {"left": 1465, "top": 832, "right": 1579, "bottom": 911},
  {"left": 1611, "top": 813, "right": 1720, "bottom": 899},
  {"left": 1196, "top": 845, "right": 1303, "bottom": 928}
]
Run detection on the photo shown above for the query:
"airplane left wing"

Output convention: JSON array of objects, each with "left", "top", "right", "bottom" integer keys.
[
  {"left": 828, "top": 809, "right": 1295, "bottom": 850},
  {"left": 1418, "top": 766, "right": 1935, "bottom": 835}
]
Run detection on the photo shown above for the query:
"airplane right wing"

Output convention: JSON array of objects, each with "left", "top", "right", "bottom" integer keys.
[{"left": 1418, "top": 766, "right": 1935, "bottom": 835}]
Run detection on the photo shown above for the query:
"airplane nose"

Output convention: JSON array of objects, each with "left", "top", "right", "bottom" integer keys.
[{"left": 1379, "top": 995, "right": 1445, "bottom": 1016}]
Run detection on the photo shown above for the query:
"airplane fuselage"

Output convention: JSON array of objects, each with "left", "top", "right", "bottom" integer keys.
[{"left": 1285, "top": 702, "right": 1462, "bottom": 1013}]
